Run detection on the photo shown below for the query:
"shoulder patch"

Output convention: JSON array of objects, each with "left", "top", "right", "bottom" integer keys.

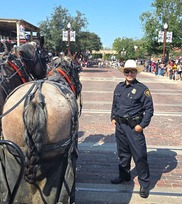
[{"left": 144, "top": 89, "right": 151, "bottom": 97}]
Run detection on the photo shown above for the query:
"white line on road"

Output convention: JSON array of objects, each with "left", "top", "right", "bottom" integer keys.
[
  {"left": 82, "top": 90, "right": 182, "bottom": 95},
  {"left": 77, "top": 142, "right": 182, "bottom": 155},
  {"left": 81, "top": 109, "right": 182, "bottom": 116},
  {"left": 83, "top": 101, "right": 182, "bottom": 107}
]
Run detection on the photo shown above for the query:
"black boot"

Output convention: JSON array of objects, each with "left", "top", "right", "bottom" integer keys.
[
  {"left": 139, "top": 186, "right": 149, "bottom": 198},
  {"left": 111, "top": 165, "right": 131, "bottom": 184}
]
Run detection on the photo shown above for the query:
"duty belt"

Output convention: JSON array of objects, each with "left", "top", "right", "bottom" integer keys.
[{"left": 114, "top": 114, "right": 142, "bottom": 128}]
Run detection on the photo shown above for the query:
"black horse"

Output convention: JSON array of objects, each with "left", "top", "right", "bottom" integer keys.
[{"left": 0, "top": 39, "right": 48, "bottom": 135}]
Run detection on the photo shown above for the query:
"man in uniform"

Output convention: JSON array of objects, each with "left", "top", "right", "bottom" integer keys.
[{"left": 111, "top": 59, "right": 154, "bottom": 198}]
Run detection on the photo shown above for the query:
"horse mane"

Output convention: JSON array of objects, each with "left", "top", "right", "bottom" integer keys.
[{"left": 23, "top": 90, "right": 47, "bottom": 184}]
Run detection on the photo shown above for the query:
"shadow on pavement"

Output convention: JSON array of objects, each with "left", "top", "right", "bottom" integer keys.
[
  {"left": 148, "top": 148, "right": 177, "bottom": 190},
  {"left": 78, "top": 132, "right": 115, "bottom": 143},
  {"left": 77, "top": 133, "right": 178, "bottom": 202},
  {"left": 131, "top": 148, "right": 178, "bottom": 190},
  {"left": 77, "top": 133, "right": 134, "bottom": 204}
]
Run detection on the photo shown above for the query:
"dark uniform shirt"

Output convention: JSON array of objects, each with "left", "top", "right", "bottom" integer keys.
[{"left": 111, "top": 79, "right": 154, "bottom": 128}]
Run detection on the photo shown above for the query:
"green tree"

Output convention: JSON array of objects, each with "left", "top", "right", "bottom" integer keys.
[
  {"left": 140, "top": 0, "right": 182, "bottom": 60},
  {"left": 113, "top": 37, "right": 147, "bottom": 61},
  {"left": 133, "top": 39, "right": 148, "bottom": 60},
  {"left": 39, "top": 6, "right": 102, "bottom": 55},
  {"left": 113, "top": 37, "right": 134, "bottom": 60},
  {"left": 77, "top": 32, "right": 102, "bottom": 53},
  {"left": 39, "top": 6, "right": 71, "bottom": 55}
]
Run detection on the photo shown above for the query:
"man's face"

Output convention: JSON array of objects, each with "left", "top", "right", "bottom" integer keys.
[{"left": 124, "top": 68, "right": 137, "bottom": 83}]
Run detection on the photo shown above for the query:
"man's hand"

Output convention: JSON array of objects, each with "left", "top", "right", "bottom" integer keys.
[
  {"left": 111, "top": 119, "right": 116, "bottom": 127},
  {"left": 134, "top": 125, "right": 143, "bottom": 132}
]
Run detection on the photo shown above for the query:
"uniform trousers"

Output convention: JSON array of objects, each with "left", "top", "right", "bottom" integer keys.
[{"left": 115, "top": 123, "right": 150, "bottom": 188}]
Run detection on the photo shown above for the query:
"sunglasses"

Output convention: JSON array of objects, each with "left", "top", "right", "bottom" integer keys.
[{"left": 124, "top": 69, "right": 137, "bottom": 74}]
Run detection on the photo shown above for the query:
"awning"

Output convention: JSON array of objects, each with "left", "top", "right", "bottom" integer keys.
[
  {"left": 0, "top": 18, "right": 39, "bottom": 32},
  {"left": 0, "top": 18, "right": 40, "bottom": 46}
]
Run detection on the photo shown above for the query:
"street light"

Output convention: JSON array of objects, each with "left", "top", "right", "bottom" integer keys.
[
  {"left": 162, "top": 23, "right": 168, "bottom": 63},
  {"left": 67, "top": 23, "right": 71, "bottom": 56},
  {"left": 62, "top": 23, "right": 75, "bottom": 56}
]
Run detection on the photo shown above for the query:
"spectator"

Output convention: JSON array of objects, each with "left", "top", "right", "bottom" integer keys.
[{"left": 177, "top": 63, "right": 182, "bottom": 80}]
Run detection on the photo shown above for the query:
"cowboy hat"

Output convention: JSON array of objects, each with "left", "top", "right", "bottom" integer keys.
[{"left": 117, "top": 59, "right": 144, "bottom": 73}]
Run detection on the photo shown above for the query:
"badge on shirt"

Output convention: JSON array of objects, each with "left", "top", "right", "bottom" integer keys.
[
  {"left": 131, "top": 88, "right": 136, "bottom": 94},
  {"left": 144, "top": 89, "right": 151, "bottom": 97}
]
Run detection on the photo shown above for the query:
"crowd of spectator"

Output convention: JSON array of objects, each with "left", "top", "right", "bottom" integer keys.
[
  {"left": 76, "top": 56, "right": 182, "bottom": 82},
  {"left": 144, "top": 58, "right": 182, "bottom": 81}
]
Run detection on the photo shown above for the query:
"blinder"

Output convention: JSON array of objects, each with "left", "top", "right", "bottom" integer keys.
[
  {"left": 36, "top": 47, "right": 49, "bottom": 73},
  {"left": 18, "top": 43, "right": 48, "bottom": 79}
]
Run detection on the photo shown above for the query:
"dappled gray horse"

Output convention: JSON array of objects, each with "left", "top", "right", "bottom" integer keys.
[{"left": 1, "top": 55, "right": 82, "bottom": 204}]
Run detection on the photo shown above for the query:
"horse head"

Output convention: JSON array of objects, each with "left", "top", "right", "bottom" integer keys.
[
  {"left": 71, "top": 53, "right": 82, "bottom": 97},
  {"left": 18, "top": 42, "right": 48, "bottom": 79},
  {"left": 48, "top": 54, "right": 82, "bottom": 99}
]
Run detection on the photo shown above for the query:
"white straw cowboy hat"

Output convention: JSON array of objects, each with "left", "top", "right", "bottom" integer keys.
[{"left": 118, "top": 59, "right": 144, "bottom": 73}]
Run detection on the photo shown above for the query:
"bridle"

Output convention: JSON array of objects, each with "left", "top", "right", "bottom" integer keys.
[
  {"left": 19, "top": 44, "right": 48, "bottom": 77},
  {"left": 0, "top": 54, "right": 31, "bottom": 96}
]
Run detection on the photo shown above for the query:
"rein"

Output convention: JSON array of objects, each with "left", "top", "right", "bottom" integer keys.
[
  {"left": 0, "top": 57, "right": 32, "bottom": 98},
  {"left": 0, "top": 54, "right": 32, "bottom": 83},
  {"left": 0, "top": 81, "right": 40, "bottom": 119},
  {"left": 7, "top": 60, "right": 28, "bottom": 83}
]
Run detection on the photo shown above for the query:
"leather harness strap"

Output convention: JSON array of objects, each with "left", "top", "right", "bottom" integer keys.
[
  {"left": 48, "top": 68, "right": 76, "bottom": 94},
  {"left": 7, "top": 60, "right": 28, "bottom": 83}
]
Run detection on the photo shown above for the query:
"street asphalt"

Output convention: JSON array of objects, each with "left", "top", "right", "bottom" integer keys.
[{"left": 75, "top": 65, "right": 182, "bottom": 204}]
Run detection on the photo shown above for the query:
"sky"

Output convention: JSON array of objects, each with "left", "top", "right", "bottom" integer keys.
[{"left": 1, "top": 0, "right": 154, "bottom": 48}]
